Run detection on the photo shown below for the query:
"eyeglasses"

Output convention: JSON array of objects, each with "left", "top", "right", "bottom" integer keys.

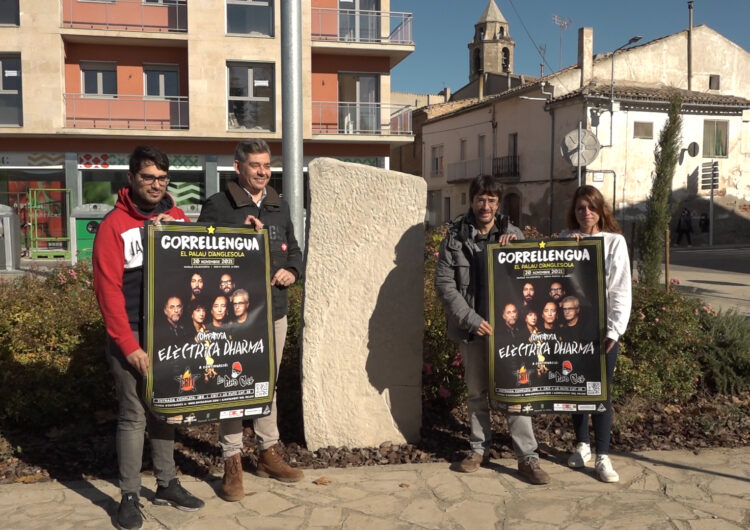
[
  {"left": 233, "top": 301, "right": 249, "bottom": 306},
  {"left": 561, "top": 307, "right": 578, "bottom": 312},
  {"left": 137, "top": 173, "right": 169, "bottom": 185}
]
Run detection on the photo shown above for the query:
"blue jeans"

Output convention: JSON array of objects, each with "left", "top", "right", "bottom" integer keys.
[
  {"left": 572, "top": 342, "right": 619, "bottom": 455},
  {"left": 106, "top": 332, "right": 176, "bottom": 494},
  {"left": 460, "top": 336, "right": 540, "bottom": 461}
]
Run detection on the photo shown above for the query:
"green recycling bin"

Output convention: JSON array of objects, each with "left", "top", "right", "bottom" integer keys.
[{"left": 71, "top": 204, "right": 112, "bottom": 263}]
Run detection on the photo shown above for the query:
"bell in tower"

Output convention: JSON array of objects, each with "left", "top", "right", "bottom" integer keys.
[{"left": 468, "top": 0, "right": 515, "bottom": 81}]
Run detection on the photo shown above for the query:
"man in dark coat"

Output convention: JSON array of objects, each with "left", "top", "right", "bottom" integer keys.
[{"left": 198, "top": 140, "right": 304, "bottom": 500}]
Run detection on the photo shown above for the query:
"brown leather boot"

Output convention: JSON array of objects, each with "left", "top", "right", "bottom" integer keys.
[
  {"left": 255, "top": 444, "right": 304, "bottom": 482},
  {"left": 220, "top": 453, "right": 244, "bottom": 501}
]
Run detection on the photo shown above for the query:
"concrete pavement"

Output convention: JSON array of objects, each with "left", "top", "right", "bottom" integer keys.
[
  {"left": 667, "top": 247, "right": 750, "bottom": 317},
  {"left": 1, "top": 448, "right": 749, "bottom": 529}
]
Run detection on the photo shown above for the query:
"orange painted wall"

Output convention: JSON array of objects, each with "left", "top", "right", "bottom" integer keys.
[
  {"left": 311, "top": 54, "right": 389, "bottom": 102},
  {"left": 62, "top": 0, "right": 176, "bottom": 32},
  {"left": 311, "top": 0, "right": 339, "bottom": 39},
  {"left": 64, "top": 43, "right": 188, "bottom": 96},
  {"left": 64, "top": 43, "right": 188, "bottom": 128},
  {"left": 311, "top": 54, "right": 390, "bottom": 133}
]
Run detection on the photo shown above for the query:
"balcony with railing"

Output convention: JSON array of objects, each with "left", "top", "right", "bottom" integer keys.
[
  {"left": 64, "top": 94, "right": 189, "bottom": 130},
  {"left": 493, "top": 155, "right": 520, "bottom": 181},
  {"left": 62, "top": 0, "right": 187, "bottom": 33},
  {"left": 312, "top": 101, "right": 412, "bottom": 136},
  {"left": 447, "top": 157, "right": 493, "bottom": 183},
  {"left": 311, "top": 8, "right": 414, "bottom": 65}
]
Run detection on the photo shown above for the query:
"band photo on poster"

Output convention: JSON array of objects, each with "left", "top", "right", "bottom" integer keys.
[
  {"left": 488, "top": 238, "right": 610, "bottom": 414},
  {"left": 142, "top": 221, "right": 275, "bottom": 425}
]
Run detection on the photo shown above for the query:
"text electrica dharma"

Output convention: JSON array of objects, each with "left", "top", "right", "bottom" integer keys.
[
  {"left": 497, "top": 248, "right": 591, "bottom": 264},
  {"left": 160, "top": 234, "right": 260, "bottom": 251}
]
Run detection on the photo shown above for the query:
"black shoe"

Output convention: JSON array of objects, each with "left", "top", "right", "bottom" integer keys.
[
  {"left": 117, "top": 492, "right": 144, "bottom": 530},
  {"left": 153, "top": 478, "right": 205, "bottom": 512}
]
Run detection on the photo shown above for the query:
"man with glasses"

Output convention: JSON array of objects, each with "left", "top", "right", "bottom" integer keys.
[
  {"left": 219, "top": 273, "right": 236, "bottom": 296},
  {"left": 93, "top": 145, "right": 204, "bottom": 530},
  {"left": 559, "top": 295, "right": 594, "bottom": 342},
  {"left": 229, "top": 288, "right": 251, "bottom": 330},
  {"left": 548, "top": 281, "right": 566, "bottom": 302},
  {"left": 435, "top": 175, "right": 550, "bottom": 485},
  {"left": 199, "top": 139, "right": 304, "bottom": 500}
]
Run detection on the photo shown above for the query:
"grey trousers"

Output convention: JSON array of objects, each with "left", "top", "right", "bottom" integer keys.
[
  {"left": 219, "top": 316, "right": 287, "bottom": 457},
  {"left": 460, "top": 336, "right": 540, "bottom": 462},
  {"left": 106, "top": 333, "right": 176, "bottom": 494}
]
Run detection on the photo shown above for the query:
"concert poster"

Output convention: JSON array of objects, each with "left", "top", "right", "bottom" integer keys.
[
  {"left": 143, "top": 221, "right": 275, "bottom": 425},
  {"left": 487, "top": 238, "right": 610, "bottom": 414}
]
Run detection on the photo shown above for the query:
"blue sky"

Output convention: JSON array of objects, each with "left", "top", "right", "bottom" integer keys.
[{"left": 390, "top": 0, "right": 750, "bottom": 94}]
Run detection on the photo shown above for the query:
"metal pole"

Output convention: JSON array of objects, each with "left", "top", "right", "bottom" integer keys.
[
  {"left": 709, "top": 160, "right": 715, "bottom": 247},
  {"left": 577, "top": 120, "right": 582, "bottom": 186},
  {"left": 281, "top": 0, "right": 305, "bottom": 251},
  {"left": 665, "top": 228, "right": 670, "bottom": 292},
  {"left": 548, "top": 108, "right": 555, "bottom": 235}
]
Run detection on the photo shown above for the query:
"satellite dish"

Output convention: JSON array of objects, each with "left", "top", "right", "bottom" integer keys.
[{"left": 561, "top": 128, "right": 601, "bottom": 166}]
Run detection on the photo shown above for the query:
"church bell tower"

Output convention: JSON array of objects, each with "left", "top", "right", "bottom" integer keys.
[{"left": 468, "top": 0, "right": 515, "bottom": 81}]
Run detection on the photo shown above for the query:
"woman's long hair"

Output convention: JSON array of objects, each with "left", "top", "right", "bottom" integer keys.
[{"left": 565, "top": 185, "right": 622, "bottom": 234}]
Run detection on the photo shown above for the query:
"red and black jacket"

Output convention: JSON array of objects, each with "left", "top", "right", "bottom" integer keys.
[{"left": 93, "top": 187, "right": 188, "bottom": 357}]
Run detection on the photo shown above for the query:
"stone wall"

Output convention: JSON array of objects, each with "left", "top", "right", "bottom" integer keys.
[{"left": 302, "top": 158, "right": 426, "bottom": 450}]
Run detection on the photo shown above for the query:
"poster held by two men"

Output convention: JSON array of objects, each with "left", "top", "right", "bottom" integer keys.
[
  {"left": 488, "top": 238, "right": 610, "bottom": 414},
  {"left": 142, "top": 222, "right": 275, "bottom": 425}
]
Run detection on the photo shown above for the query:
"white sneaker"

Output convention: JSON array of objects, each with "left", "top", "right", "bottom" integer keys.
[
  {"left": 595, "top": 455, "right": 619, "bottom": 483},
  {"left": 567, "top": 442, "right": 591, "bottom": 468}
]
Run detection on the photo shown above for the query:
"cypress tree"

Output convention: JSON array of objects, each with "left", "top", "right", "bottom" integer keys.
[{"left": 638, "top": 94, "right": 683, "bottom": 286}]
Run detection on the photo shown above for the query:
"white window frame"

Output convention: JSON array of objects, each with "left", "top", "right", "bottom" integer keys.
[
  {"left": 227, "top": 61, "right": 275, "bottom": 131},
  {"left": 143, "top": 64, "right": 179, "bottom": 99},
  {"left": 0, "top": 55, "right": 20, "bottom": 94},
  {"left": 703, "top": 120, "right": 729, "bottom": 158},
  {"left": 633, "top": 121, "right": 653, "bottom": 139},
  {"left": 0, "top": 0, "right": 20, "bottom": 26},
  {"left": 81, "top": 61, "right": 117, "bottom": 97},
  {"left": 430, "top": 144, "right": 444, "bottom": 177},
  {"left": 226, "top": 0, "right": 274, "bottom": 37},
  {"left": 0, "top": 54, "right": 22, "bottom": 126}
]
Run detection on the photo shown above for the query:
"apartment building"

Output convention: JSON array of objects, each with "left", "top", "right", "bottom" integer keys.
[{"left": 0, "top": 0, "right": 414, "bottom": 257}]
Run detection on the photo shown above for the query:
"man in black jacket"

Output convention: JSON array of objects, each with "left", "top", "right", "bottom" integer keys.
[{"left": 198, "top": 140, "right": 303, "bottom": 501}]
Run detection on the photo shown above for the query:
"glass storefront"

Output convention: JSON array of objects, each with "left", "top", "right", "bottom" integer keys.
[{"left": 0, "top": 167, "right": 67, "bottom": 253}]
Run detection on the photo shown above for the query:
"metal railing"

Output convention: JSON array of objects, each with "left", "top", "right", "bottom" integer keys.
[
  {"left": 311, "top": 8, "right": 413, "bottom": 44},
  {"left": 62, "top": 0, "right": 187, "bottom": 33},
  {"left": 447, "top": 157, "right": 493, "bottom": 183},
  {"left": 493, "top": 155, "right": 520, "bottom": 178},
  {"left": 312, "top": 101, "right": 412, "bottom": 135},
  {"left": 64, "top": 93, "right": 189, "bottom": 130}
]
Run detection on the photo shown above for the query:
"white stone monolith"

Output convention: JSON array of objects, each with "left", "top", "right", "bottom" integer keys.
[{"left": 302, "top": 158, "right": 425, "bottom": 451}]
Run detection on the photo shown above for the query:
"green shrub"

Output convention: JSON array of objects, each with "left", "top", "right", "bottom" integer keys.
[
  {"left": 423, "top": 224, "right": 465, "bottom": 407},
  {"left": 0, "top": 262, "right": 112, "bottom": 431},
  {"left": 696, "top": 308, "right": 750, "bottom": 395},
  {"left": 617, "top": 284, "right": 703, "bottom": 401}
]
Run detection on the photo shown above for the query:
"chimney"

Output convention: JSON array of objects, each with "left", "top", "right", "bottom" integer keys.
[
  {"left": 478, "top": 72, "right": 485, "bottom": 99},
  {"left": 688, "top": 1, "right": 693, "bottom": 91},
  {"left": 578, "top": 27, "right": 593, "bottom": 88}
]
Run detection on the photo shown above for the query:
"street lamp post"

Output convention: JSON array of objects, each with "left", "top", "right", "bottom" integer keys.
[
  {"left": 608, "top": 35, "right": 641, "bottom": 242},
  {"left": 610, "top": 35, "right": 642, "bottom": 110}
]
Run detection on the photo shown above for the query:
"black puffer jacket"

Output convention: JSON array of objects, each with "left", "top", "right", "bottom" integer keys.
[{"left": 198, "top": 180, "right": 303, "bottom": 319}]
